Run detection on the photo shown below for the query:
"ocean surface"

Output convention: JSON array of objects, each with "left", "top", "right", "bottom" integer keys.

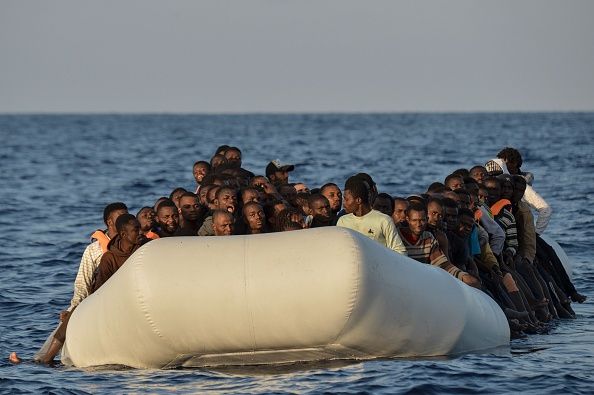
[{"left": 0, "top": 113, "right": 593, "bottom": 394}]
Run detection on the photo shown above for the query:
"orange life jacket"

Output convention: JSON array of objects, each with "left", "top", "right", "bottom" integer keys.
[
  {"left": 91, "top": 230, "right": 111, "bottom": 253},
  {"left": 490, "top": 199, "right": 512, "bottom": 217},
  {"left": 145, "top": 231, "right": 160, "bottom": 240},
  {"left": 474, "top": 209, "right": 483, "bottom": 222}
]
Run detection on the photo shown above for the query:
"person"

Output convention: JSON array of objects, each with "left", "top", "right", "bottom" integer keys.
[
  {"left": 212, "top": 209, "right": 235, "bottom": 236},
  {"left": 34, "top": 214, "right": 144, "bottom": 365},
  {"left": 279, "top": 184, "right": 298, "bottom": 207},
  {"left": 192, "top": 161, "right": 211, "bottom": 193},
  {"left": 294, "top": 182, "right": 310, "bottom": 194},
  {"left": 444, "top": 174, "right": 464, "bottom": 191},
  {"left": 392, "top": 197, "right": 409, "bottom": 228},
  {"left": 373, "top": 193, "right": 394, "bottom": 217},
  {"left": 198, "top": 186, "right": 238, "bottom": 236},
  {"left": 210, "top": 154, "right": 227, "bottom": 170},
  {"left": 426, "top": 197, "right": 450, "bottom": 260},
  {"left": 242, "top": 202, "right": 267, "bottom": 234},
  {"left": 320, "top": 183, "right": 343, "bottom": 216},
  {"left": 240, "top": 187, "right": 262, "bottom": 205},
  {"left": 223, "top": 146, "right": 242, "bottom": 168},
  {"left": 399, "top": 203, "right": 480, "bottom": 288},
  {"left": 469, "top": 165, "right": 487, "bottom": 185},
  {"left": 136, "top": 206, "right": 159, "bottom": 240},
  {"left": 154, "top": 199, "right": 180, "bottom": 237},
  {"left": 308, "top": 194, "right": 336, "bottom": 227},
  {"left": 265, "top": 159, "right": 295, "bottom": 187},
  {"left": 175, "top": 192, "right": 206, "bottom": 236},
  {"left": 169, "top": 187, "right": 188, "bottom": 208},
  {"left": 337, "top": 176, "right": 406, "bottom": 255}
]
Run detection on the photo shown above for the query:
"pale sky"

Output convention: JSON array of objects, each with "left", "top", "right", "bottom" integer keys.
[{"left": 1, "top": 0, "right": 594, "bottom": 113}]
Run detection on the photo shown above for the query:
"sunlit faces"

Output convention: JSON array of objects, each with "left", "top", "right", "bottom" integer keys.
[
  {"left": 156, "top": 206, "right": 179, "bottom": 234},
  {"left": 309, "top": 196, "right": 331, "bottom": 219},
  {"left": 406, "top": 209, "right": 427, "bottom": 236},
  {"left": 426, "top": 201, "right": 443, "bottom": 227},
  {"left": 213, "top": 210, "right": 234, "bottom": 236},
  {"left": 321, "top": 185, "right": 342, "bottom": 213},
  {"left": 136, "top": 207, "right": 156, "bottom": 233},
  {"left": 178, "top": 195, "right": 201, "bottom": 221},
  {"left": 243, "top": 203, "right": 265, "bottom": 232},
  {"left": 445, "top": 176, "right": 464, "bottom": 191},
  {"left": 193, "top": 163, "right": 209, "bottom": 184},
  {"left": 121, "top": 219, "right": 143, "bottom": 246},
  {"left": 215, "top": 188, "right": 238, "bottom": 214},
  {"left": 392, "top": 200, "right": 408, "bottom": 225}
]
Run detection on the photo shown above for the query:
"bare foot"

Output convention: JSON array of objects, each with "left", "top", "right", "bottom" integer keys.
[{"left": 9, "top": 352, "right": 22, "bottom": 364}]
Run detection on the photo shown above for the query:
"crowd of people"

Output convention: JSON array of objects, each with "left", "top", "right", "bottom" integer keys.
[{"left": 9, "top": 145, "right": 587, "bottom": 365}]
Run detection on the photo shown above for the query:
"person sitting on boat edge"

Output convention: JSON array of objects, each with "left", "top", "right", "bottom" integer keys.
[
  {"left": 243, "top": 202, "right": 267, "bottom": 234},
  {"left": 175, "top": 192, "right": 207, "bottom": 236},
  {"left": 212, "top": 209, "right": 234, "bottom": 236},
  {"left": 154, "top": 199, "right": 180, "bottom": 238},
  {"left": 337, "top": 175, "right": 407, "bottom": 255},
  {"left": 198, "top": 186, "right": 238, "bottom": 236}
]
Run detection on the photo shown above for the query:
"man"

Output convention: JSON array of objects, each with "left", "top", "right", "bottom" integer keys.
[
  {"left": 212, "top": 209, "right": 235, "bottom": 236},
  {"left": 136, "top": 206, "right": 159, "bottom": 240},
  {"left": 294, "top": 182, "right": 310, "bottom": 194},
  {"left": 198, "top": 186, "right": 238, "bottom": 236},
  {"left": 169, "top": 187, "right": 188, "bottom": 208},
  {"left": 425, "top": 197, "right": 450, "bottom": 260},
  {"left": 243, "top": 202, "right": 267, "bottom": 234},
  {"left": 320, "top": 183, "right": 343, "bottom": 216},
  {"left": 373, "top": 193, "right": 394, "bottom": 217},
  {"left": 175, "top": 192, "right": 206, "bottom": 236},
  {"left": 223, "top": 146, "right": 242, "bottom": 168},
  {"left": 240, "top": 187, "right": 262, "bottom": 205},
  {"left": 398, "top": 204, "right": 480, "bottom": 288},
  {"left": 392, "top": 197, "right": 409, "bottom": 228},
  {"left": 192, "top": 161, "right": 211, "bottom": 193},
  {"left": 265, "top": 159, "right": 295, "bottom": 187},
  {"left": 444, "top": 174, "right": 464, "bottom": 191},
  {"left": 155, "top": 199, "right": 180, "bottom": 237},
  {"left": 336, "top": 176, "right": 406, "bottom": 255},
  {"left": 36, "top": 214, "right": 145, "bottom": 365},
  {"left": 308, "top": 194, "right": 336, "bottom": 227},
  {"left": 469, "top": 165, "right": 487, "bottom": 185}
]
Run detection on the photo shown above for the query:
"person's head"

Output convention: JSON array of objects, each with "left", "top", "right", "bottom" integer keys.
[
  {"left": 511, "top": 175, "right": 527, "bottom": 204},
  {"left": 373, "top": 193, "right": 394, "bottom": 217},
  {"left": 241, "top": 187, "right": 262, "bottom": 205},
  {"left": 482, "top": 177, "right": 501, "bottom": 206},
  {"left": 275, "top": 208, "right": 304, "bottom": 231},
  {"left": 215, "top": 145, "right": 230, "bottom": 156},
  {"left": 392, "top": 197, "right": 409, "bottom": 226},
  {"left": 456, "top": 208, "right": 475, "bottom": 238},
  {"left": 442, "top": 198, "right": 459, "bottom": 231},
  {"left": 497, "top": 147, "right": 523, "bottom": 175},
  {"left": 266, "top": 159, "right": 295, "bottom": 186},
  {"left": 242, "top": 202, "right": 265, "bottom": 233},
  {"left": 169, "top": 187, "right": 188, "bottom": 208},
  {"left": 294, "top": 182, "right": 310, "bottom": 194},
  {"left": 212, "top": 209, "right": 234, "bottom": 236},
  {"left": 136, "top": 206, "right": 156, "bottom": 233},
  {"left": 320, "top": 183, "right": 342, "bottom": 214},
  {"left": 263, "top": 199, "right": 286, "bottom": 230},
  {"left": 206, "top": 185, "right": 221, "bottom": 210},
  {"left": 469, "top": 166, "right": 487, "bottom": 185},
  {"left": 452, "top": 168, "right": 470, "bottom": 178},
  {"left": 426, "top": 197, "right": 444, "bottom": 228},
  {"left": 153, "top": 197, "right": 168, "bottom": 213},
  {"left": 178, "top": 192, "right": 202, "bottom": 222},
  {"left": 115, "top": 214, "right": 143, "bottom": 247},
  {"left": 224, "top": 146, "right": 242, "bottom": 168},
  {"left": 198, "top": 184, "right": 213, "bottom": 206},
  {"left": 210, "top": 154, "right": 227, "bottom": 170},
  {"left": 478, "top": 186, "right": 489, "bottom": 206},
  {"left": 215, "top": 186, "right": 238, "bottom": 214},
  {"left": 354, "top": 173, "right": 378, "bottom": 205},
  {"left": 343, "top": 176, "right": 370, "bottom": 214},
  {"left": 308, "top": 194, "right": 332, "bottom": 219},
  {"left": 444, "top": 174, "right": 464, "bottom": 191},
  {"left": 193, "top": 161, "right": 211, "bottom": 185},
  {"left": 103, "top": 202, "right": 129, "bottom": 234},
  {"left": 279, "top": 184, "right": 298, "bottom": 207},
  {"left": 406, "top": 203, "right": 427, "bottom": 236},
  {"left": 427, "top": 182, "right": 447, "bottom": 195},
  {"left": 498, "top": 175, "right": 514, "bottom": 201},
  {"left": 454, "top": 189, "right": 471, "bottom": 210},
  {"left": 156, "top": 199, "right": 179, "bottom": 235}
]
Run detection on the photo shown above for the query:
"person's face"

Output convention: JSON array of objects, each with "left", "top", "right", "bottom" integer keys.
[
  {"left": 373, "top": 196, "right": 393, "bottom": 216},
  {"left": 427, "top": 202, "right": 443, "bottom": 227},
  {"left": 444, "top": 207, "right": 458, "bottom": 231},
  {"left": 342, "top": 190, "right": 358, "bottom": 214},
  {"left": 213, "top": 214, "right": 234, "bottom": 236},
  {"left": 271, "top": 170, "right": 289, "bottom": 185},
  {"left": 505, "top": 160, "right": 520, "bottom": 175},
  {"left": 107, "top": 209, "right": 129, "bottom": 233},
  {"left": 137, "top": 208, "right": 155, "bottom": 232},
  {"left": 457, "top": 215, "right": 475, "bottom": 238},
  {"left": 392, "top": 201, "right": 408, "bottom": 224},
  {"left": 157, "top": 206, "right": 179, "bottom": 233},
  {"left": 242, "top": 189, "right": 261, "bottom": 204},
  {"left": 478, "top": 188, "right": 489, "bottom": 206},
  {"left": 407, "top": 210, "right": 427, "bottom": 236},
  {"left": 446, "top": 177, "right": 464, "bottom": 191},
  {"left": 193, "top": 164, "right": 208, "bottom": 184},
  {"left": 322, "top": 185, "right": 342, "bottom": 213},
  {"left": 501, "top": 180, "right": 514, "bottom": 201},
  {"left": 179, "top": 196, "right": 201, "bottom": 221},
  {"left": 121, "top": 220, "right": 143, "bottom": 246},
  {"left": 207, "top": 187, "right": 220, "bottom": 210},
  {"left": 294, "top": 183, "right": 310, "bottom": 194},
  {"left": 484, "top": 181, "right": 501, "bottom": 206},
  {"left": 216, "top": 189, "right": 237, "bottom": 213},
  {"left": 224, "top": 150, "right": 242, "bottom": 167},
  {"left": 199, "top": 186, "right": 210, "bottom": 205},
  {"left": 171, "top": 190, "right": 186, "bottom": 208},
  {"left": 211, "top": 156, "right": 226, "bottom": 169},
  {"left": 470, "top": 168, "right": 486, "bottom": 185},
  {"left": 244, "top": 204, "right": 265, "bottom": 231},
  {"left": 310, "top": 197, "right": 331, "bottom": 219}
]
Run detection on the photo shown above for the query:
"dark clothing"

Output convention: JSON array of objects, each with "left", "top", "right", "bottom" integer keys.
[
  {"left": 535, "top": 234, "right": 577, "bottom": 296},
  {"left": 447, "top": 231, "right": 470, "bottom": 271},
  {"left": 91, "top": 235, "right": 142, "bottom": 293}
]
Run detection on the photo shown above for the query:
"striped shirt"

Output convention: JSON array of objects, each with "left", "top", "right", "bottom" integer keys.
[
  {"left": 494, "top": 208, "right": 518, "bottom": 256},
  {"left": 68, "top": 238, "right": 107, "bottom": 311}
]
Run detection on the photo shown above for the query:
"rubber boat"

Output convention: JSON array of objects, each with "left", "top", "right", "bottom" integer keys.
[{"left": 62, "top": 227, "right": 510, "bottom": 369}]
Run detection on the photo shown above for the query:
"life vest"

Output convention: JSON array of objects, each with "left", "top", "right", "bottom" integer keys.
[
  {"left": 91, "top": 230, "right": 111, "bottom": 253},
  {"left": 474, "top": 209, "right": 483, "bottom": 222},
  {"left": 145, "top": 231, "right": 160, "bottom": 240},
  {"left": 490, "top": 199, "right": 512, "bottom": 217}
]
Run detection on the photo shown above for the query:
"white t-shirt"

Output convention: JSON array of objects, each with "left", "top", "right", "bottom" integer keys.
[{"left": 337, "top": 209, "right": 407, "bottom": 255}]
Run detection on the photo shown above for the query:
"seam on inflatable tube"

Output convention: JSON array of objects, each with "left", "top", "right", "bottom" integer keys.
[
  {"left": 244, "top": 236, "right": 257, "bottom": 352},
  {"left": 134, "top": 244, "right": 165, "bottom": 340},
  {"left": 331, "top": 228, "right": 362, "bottom": 344}
]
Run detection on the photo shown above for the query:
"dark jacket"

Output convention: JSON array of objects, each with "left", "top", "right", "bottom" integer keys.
[{"left": 90, "top": 235, "right": 143, "bottom": 293}]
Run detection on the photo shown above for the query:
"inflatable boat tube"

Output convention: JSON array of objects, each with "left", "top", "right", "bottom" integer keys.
[
  {"left": 540, "top": 234, "right": 573, "bottom": 281},
  {"left": 62, "top": 227, "right": 509, "bottom": 369}
]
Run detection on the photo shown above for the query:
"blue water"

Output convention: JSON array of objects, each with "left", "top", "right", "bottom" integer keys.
[{"left": 1, "top": 113, "right": 593, "bottom": 394}]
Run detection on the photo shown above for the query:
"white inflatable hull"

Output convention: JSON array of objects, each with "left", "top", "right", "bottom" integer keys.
[{"left": 63, "top": 227, "right": 509, "bottom": 369}]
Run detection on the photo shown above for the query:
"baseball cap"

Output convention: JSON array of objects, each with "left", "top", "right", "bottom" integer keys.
[{"left": 265, "top": 159, "right": 295, "bottom": 177}]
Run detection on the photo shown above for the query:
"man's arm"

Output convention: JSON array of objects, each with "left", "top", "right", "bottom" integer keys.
[{"left": 383, "top": 218, "right": 407, "bottom": 255}]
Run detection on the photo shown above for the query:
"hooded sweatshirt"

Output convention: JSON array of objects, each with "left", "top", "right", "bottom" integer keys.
[{"left": 91, "top": 235, "right": 142, "bottom": 293}]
